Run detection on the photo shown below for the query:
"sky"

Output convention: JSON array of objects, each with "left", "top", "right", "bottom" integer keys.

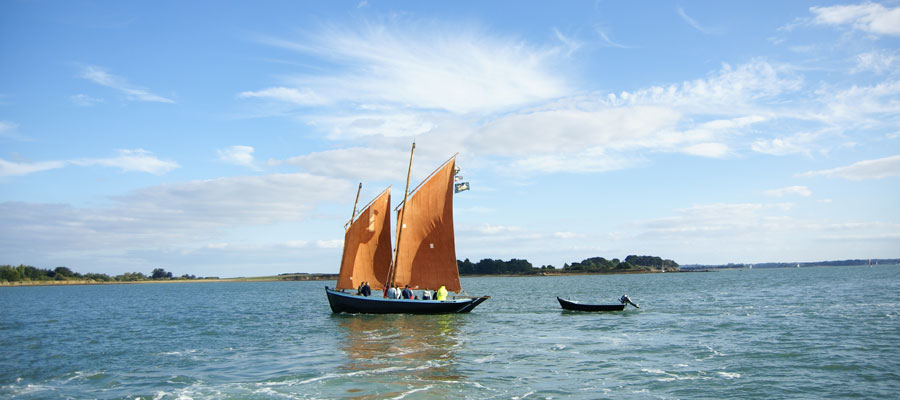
[{"left": 1, "top": 1, "right": 899, "bottom": 278}]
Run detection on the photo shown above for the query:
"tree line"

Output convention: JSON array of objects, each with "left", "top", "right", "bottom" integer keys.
[
  {"left": 3, "top": 254, "right": 679, "bottom": 283},
  {"left": 458, "top": 255, "right": 678, "bottom": 275},
  {"left": 0, "top": 265, "right": 208, "bottom": 284}
]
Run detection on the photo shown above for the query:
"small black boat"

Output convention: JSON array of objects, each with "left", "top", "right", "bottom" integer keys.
[{"left": 557, "top": 295, "right": 639, "bottom": 312}]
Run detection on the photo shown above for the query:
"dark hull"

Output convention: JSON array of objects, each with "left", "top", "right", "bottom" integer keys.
[
  {"left": 557, "top": 297, "right": 626, "bottom": 312},
  {"left": 326, "top": 287, "right": 490, "bottom": 314}
]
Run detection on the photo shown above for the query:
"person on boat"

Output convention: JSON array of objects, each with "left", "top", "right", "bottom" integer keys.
[
  {"left": 422, "top": 290, "right": 432, "bottom": 300},
  {"left": 361, "top": 282, "right": 371, "bottom": 297},
  {"left": 436, "top": 285, "right": 448, "bottom": 301},
  {"left": 387, "top": 285, "right": 399, "bottom": 299},
  {"left": 357, "top": 282, "right": 363, "bottom": 295},
  {"left": 401, "top": 285, "right": 413, "bottom": 299}
]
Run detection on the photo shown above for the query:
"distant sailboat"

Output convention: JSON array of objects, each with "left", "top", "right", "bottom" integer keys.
[{"left": 325, "top": 143, "right": 490, "bottom": 314}]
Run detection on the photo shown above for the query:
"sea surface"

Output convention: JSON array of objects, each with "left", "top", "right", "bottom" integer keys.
[{"left": 1, "top": 265, "right": 899, "bottom": 399}]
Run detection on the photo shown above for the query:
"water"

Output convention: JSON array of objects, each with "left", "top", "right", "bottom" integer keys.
[{"left": 2, "top": 265, "right": 898, "bottom": 399}]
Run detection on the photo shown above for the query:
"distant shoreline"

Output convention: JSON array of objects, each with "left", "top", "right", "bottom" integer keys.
[
  {"left": 6, "top": 263, "right": 896, "bottom": 287},
  {"left": 0, "top": 270, "right": 691, "bottom": 287},
  {"left": 460, "top": 269, "right": 699, "bottom": 278},
  {"left": 0, "top": 274, "right": 340, "bottom": 287}
]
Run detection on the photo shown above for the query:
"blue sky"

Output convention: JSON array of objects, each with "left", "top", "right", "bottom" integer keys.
[{"left": 2, "top": 1, "right": 899, "bottom": 277}]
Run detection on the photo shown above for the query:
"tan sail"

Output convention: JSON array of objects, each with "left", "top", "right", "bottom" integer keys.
[
  {"left": 392, "top": 157, "right": 461, "bottom": 292},
  {"left": 336, "top": 187, "right": 393, "bottom": 290}
]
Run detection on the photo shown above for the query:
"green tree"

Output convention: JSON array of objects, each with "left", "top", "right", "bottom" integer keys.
[
  {"left": 1, "top": 265, "right": 23, "bottom": 282},
  {"left": 117, "top": 272, "right": 147, "bottom": 281},
  {"left": 457, "top": 258, "right": 475, "bottom": 274},
  {"left": 54, "top": 266, "right": 74, "bottom": 278},
  {"left": 83, "top": 273, "right": 112, "bottom": 282},
  {"left": 151, "top": 268, "right": 170, "bottom": 280}
]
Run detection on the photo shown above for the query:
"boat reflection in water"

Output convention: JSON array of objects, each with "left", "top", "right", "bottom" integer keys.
[{"left": 335, "top": 313, "right": 466, "bottom": 397}]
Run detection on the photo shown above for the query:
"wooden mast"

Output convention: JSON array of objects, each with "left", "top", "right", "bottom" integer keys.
[
  {"left": 387, "top": 142, "right": 415, "bottom": 288},
  {"left": 345, "top": 182, "right": 362, "bottom": 230}
]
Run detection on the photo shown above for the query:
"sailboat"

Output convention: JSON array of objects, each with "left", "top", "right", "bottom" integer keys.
[{"left": 325, "top": 143, "right": 490, "bottom": 314}]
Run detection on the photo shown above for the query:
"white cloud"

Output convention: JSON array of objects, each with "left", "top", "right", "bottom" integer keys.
[
  {"left": 247, "top": 22, "right": 831, "bottom": 176},
  {"left": 311, "top": 111, "right": 437, "bottom": 139},
  {"left": 237, "top": 87, "right": 327, "bottom": 106},
  {"left": 474, "top": 106, "right": 682, "bottom": 157},
  {"left": 253, "top": 20, "right": 569, "bottom": 114},
  {"left": 507, "top": 151, "right": 642, "bottom": 174},
  {"left": 764, "top": 186, "right": 812, "bottom": 197},
  {"left": 450, "top": 60, "right": 794, "bottom": 174},
  {"left": 0, "top": 158, "right": 66, "bottom": 177},
  {"left": 217, "top": 145, "right": 259, "bottom": 170},
  {"left": 620, "top": 201, "right": 898, "bottom": 264},
  {"left": 630, "top": 202, "right": 799, "bottom": 244},
  {"left": 472, "top": 224, "right": 524, "bottom": 235},
  {"left": 819, "top": 232, "right": 900, "bottom": 241},
  {"left": 610, "top": 60, "right": 802, "bottom": 114},
  {"left": 0, "top": 121, "right": 14, "bottom": 134},
  {"left": 677, "top": 7, "right": 721, "bottom": 34},
  {"left": 682, "top": 142, "right": 730, "bottom": 158},
  {"left": 820, "top": 80, "right": 900, "bottom": 122},
  {"left": 80, "top": 66, "right": 175, "bottom": 103},
  {"left": 315, "top": 239, "right": 343, "bottom": 248},
  {"left": 0, "top": 120, "right": 29, "bottom": 141},
  {"left": 468, "top": 61, "right": 791, "bottom": 169},
  {"left": 116, "top": 173, "right": 350, "bottom": 225},
  {"left": 595, "top": 29, "right": 630, "bottom": 48},
  {"left": 71, "top": 149, "right": 179, "bottom": 175},
  {"left": 284, "top": 146, "right": 410, "bottom": 181},
  {"left": 798, "top": 154, "right": 900, "bottom": 180},
  {"left": 70, "top": 94, "right": 104, "bottom": 107},
  {"left": 282, "top": 240, "right": 309, "bottom": 248},
  {"left": 553, "top": 231, "right": 584, "bottom": 239},
  {"left": 1, "top": 150, "right": 178, "bottom": 177},
  {"left": 467, "top": 66, "right": 774, "bottom": 172},
  {"left": 553, "top": 28, "right": 582, "bottom": 55},
  {"left": 810, "top": 2, "right": 900, "bottom": 36},
  {"left": 0, "top": 173, "right": 354, "bottom": 256},
  {"left": 247, "top": 22, "right": 888, "bottom": 178},
  {"left": 751, "top": 131, "right": 823, "bottom": 156},
  {"left": 853, "top": 50, "right": 900, "bottom": 74}
]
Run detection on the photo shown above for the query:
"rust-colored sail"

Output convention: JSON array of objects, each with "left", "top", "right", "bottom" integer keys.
[
  {"left": 393, "top": 157, "right": 461, "bottom": 292},
  {"left": 336, "top": 188, "right": 392, "bottom": 290}
]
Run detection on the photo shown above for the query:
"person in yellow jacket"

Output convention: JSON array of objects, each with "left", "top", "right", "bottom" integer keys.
[{"left": 436, "top": 285, "right": 448, "bottom": 301}]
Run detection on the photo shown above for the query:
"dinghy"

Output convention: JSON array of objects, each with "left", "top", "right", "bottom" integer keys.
[{"left": 557, "top": 295, "right": 639, "bottom": 312}]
